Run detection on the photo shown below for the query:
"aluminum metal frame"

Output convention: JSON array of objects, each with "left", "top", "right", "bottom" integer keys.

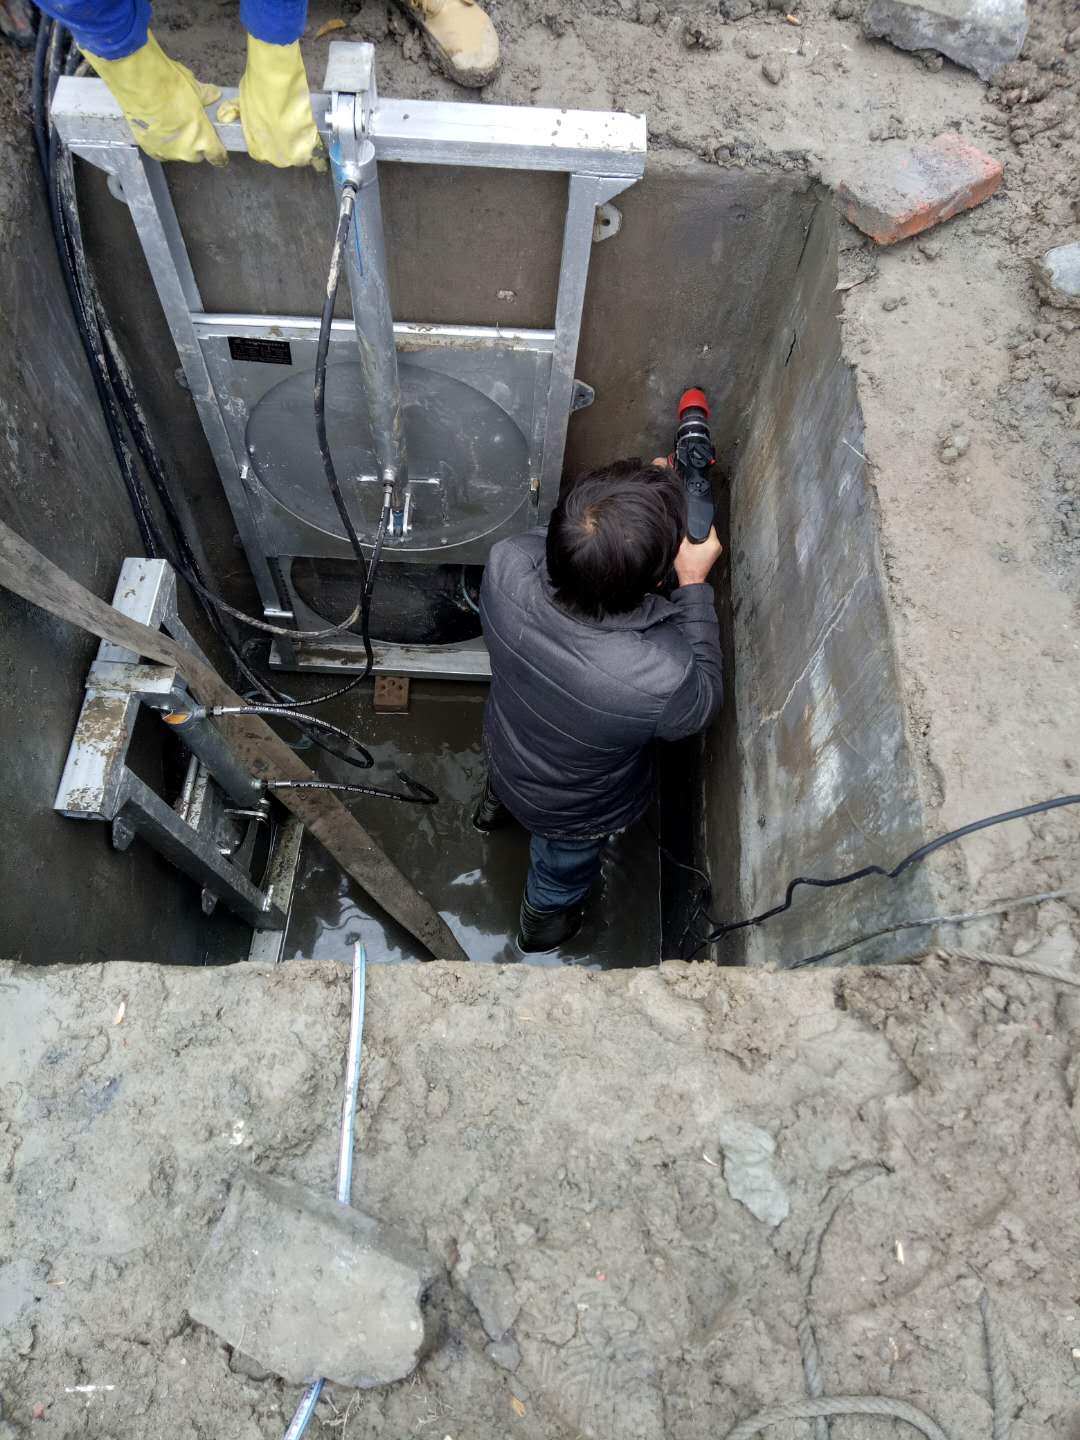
[
  {"left": 54, "top": 557, "right": 295, "bottom": 945},
  {"left": 50, "top": 71, "right": 645, "bottom": 675}
]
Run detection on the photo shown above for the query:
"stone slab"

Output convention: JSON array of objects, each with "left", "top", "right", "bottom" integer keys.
[
  {"left": 187, "top": 1169, "right": 436, "bottom": 1388},
  {"left": 864, "top": 0, "right": 1028, "bottom": 80},
  {"left": 832, "top": 132, "right": 1003, "bottom": 245},
  {"left": 716, "top": 1118, "right": 790, "bottom": 1228},
  {"left": 1031, "top": 242, "right": 1080, "bottom": 310}
]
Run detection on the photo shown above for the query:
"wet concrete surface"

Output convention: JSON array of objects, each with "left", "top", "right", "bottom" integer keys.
[{"left": 280, "top": 680, "right": 661, "bottom": 968}]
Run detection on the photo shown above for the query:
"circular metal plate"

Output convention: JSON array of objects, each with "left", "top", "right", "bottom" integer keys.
[{"left": 245, "top": 361, "right": 530, "bottom": 553}]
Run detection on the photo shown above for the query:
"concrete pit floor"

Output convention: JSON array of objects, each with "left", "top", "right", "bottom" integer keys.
[
  {"left": 278, "top": 681, "right": 661, "bottom": 968},
  {"left": 4, "top": 945, "right": 1080, "bottom": 1439}
]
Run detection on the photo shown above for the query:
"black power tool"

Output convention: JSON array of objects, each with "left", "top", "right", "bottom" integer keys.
[{"left": 672, "top": 387, "right": 717, "bottom": 543}]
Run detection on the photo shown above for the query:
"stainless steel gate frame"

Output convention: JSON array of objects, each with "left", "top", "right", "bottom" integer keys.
[{"left": 50, "top": 54, "right": 646, "bottom": 680}]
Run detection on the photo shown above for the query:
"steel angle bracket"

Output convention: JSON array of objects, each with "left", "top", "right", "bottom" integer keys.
[
  {"left": 49, "top": 63, "right": 645, "bottom": 677},
  {"left": 54, "top": 558, "right": 296, "bottom": 946}
]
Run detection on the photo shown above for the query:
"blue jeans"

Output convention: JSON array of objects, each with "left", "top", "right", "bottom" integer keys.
[{"left": 526, "top": 834, "right": 605, "bottom": 912}]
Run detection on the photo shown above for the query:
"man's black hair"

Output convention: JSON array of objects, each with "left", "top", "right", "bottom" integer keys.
[{"left": 545, "top": 460, "right": 687, "bottom": 619}]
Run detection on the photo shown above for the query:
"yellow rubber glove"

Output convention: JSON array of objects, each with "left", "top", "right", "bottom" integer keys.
[
  {"left": 81, "top": 31, "right": 226, "bottom": 166},
  {"left": 217, "top": 35, "right": 325, "bottom": 171}
]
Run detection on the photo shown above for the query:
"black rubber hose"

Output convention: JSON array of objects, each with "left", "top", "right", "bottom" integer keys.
[
  {"left": 31, "top": 15, "right": 49, "bottom": 172},
  {"left": 38, "top": 27, "right": 158, "bottom": 560},
  {"left": 701, "top": 791, "right": 1080, "bottom": 950},
  {"left": 295, "top": 179, "right": 378, "bottom": 707},
  {"left": 210, "top": 705, "right": 374, "bottom": 769},
  {"left": 280, "top": 495, "right": 391, "bottom": 711},
  {"left": 315, "top": 184, "right": 366, "bottom": 568},
  {"left": 268, "top": 772, "right": 439, "bottom": 805},
  {"left": 45, "top": 129, "right": 159, "bottom": 555}
]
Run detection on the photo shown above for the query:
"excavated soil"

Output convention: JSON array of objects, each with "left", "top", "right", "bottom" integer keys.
[{"left": 3, "top": 948, "right": 1080, "bottom": 1439}]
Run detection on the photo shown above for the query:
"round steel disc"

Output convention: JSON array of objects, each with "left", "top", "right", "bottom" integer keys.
[{"left": 245, "top": 361, "right": 530, "bottom": 552}]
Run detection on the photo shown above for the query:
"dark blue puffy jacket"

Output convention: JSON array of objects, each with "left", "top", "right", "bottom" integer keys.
[{"left": 479, "top": 529, "right": 723, "bottom": 840}]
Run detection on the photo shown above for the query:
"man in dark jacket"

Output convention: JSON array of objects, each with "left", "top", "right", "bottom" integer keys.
[{"left": 476, "top": 459, "right": 724, "bottom": 953}]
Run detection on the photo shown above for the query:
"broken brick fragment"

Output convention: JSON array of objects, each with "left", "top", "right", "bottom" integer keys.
[{"left": 832, "top": 133, "right": 1003, "bottom": 246}]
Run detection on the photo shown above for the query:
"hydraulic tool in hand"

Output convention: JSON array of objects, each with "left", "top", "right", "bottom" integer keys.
[{"left": 672, "top": 388, "right": 717, "bottom": 543}]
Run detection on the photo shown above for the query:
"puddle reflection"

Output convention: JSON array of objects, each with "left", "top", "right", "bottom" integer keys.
[{"left": 282, "top": 682, "right": 660, "bottom": 968}]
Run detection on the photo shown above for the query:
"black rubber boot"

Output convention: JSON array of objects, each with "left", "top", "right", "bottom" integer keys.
[
  {"left": 517, "top": 896, "right": 584, "bottom": 954},
  {"left": 472, "top": 775, "right": 511, "bottom": 833}
]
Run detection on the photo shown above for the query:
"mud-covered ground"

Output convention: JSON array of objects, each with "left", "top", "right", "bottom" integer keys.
[{"left": 4, "top": 947, "right": 1080, "bottom": 1438}]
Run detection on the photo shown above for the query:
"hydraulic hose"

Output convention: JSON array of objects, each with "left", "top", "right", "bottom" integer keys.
[
  {"left": 316, "top": 184, "right": 366, "bottom": 565},
  {"left": 210, "top": 705, "right": 375, "bottom": 769},
  {"left": 268, "top": 774, "right": 438, "bottom": 806},
  {"left": 44, "top": 126, "right": 158, "bottom": 555},
  {"left": 30, "top": 17, "right": 49, "bottom": 172}
]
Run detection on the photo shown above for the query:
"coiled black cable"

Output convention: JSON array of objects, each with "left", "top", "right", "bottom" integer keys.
[{"left": 45, "top": 129, "right": 158, "bottom": 555}]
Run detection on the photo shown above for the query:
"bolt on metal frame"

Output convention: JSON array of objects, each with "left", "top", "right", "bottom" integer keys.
[{"left": 49, "top": 52, "right": 646, "bottom": 678}]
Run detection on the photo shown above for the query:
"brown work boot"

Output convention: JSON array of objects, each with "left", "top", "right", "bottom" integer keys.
[{"left": 392, "top": 0, "right": 500, "bottom": 88}]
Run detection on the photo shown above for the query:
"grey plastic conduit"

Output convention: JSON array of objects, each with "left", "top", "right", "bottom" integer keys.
[{"left": 282, "top": 942, "right": 368, "bottom": 1440}]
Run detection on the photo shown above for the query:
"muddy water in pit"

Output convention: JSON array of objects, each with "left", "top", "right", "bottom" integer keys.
[{"left": 280, "top": 681, "right": 661, "bottom": 967}]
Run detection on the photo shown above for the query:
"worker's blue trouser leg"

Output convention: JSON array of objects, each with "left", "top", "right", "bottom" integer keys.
[{"left": 525, "top": 834, "right": 605, "bottom": 912}]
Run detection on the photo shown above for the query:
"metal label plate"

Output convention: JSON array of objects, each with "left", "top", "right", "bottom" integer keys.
[{"left": 228, "top": 336, "right": 293, "bottom": 366}]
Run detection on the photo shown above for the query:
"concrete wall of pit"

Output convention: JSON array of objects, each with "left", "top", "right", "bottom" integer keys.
[
  {"left": 2, "top": 135, "right": 930, "bottom": 965},
  {"left": 721, "top": 195, "right": 931, "bottom": 966},
  {"left": 0, "top": 141, "right": 250, "bottom": 965}
]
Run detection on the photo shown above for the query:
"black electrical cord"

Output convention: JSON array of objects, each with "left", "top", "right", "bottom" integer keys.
[
  {"left": 692, "top": 791, "right": 1080, "bottom": 957},
  {"left": 788, "top": 883, "right": 1080, "bottom": 970},
  {"left": 644, "top": 819, "right": 716, "bottom": 959},
  {"left": 30, "top": 14, "right": 49, "bottom": 171},
  {"left": 44, "top": 128, "right": 158, "bottom": 555}
]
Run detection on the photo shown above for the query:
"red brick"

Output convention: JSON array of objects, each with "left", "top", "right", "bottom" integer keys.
[
  {"left": 832, "top": 132, "right": 1003, "bottom": 246},
  {"left": 373, "top": 674, "right": 410, "bottom": 713}
]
